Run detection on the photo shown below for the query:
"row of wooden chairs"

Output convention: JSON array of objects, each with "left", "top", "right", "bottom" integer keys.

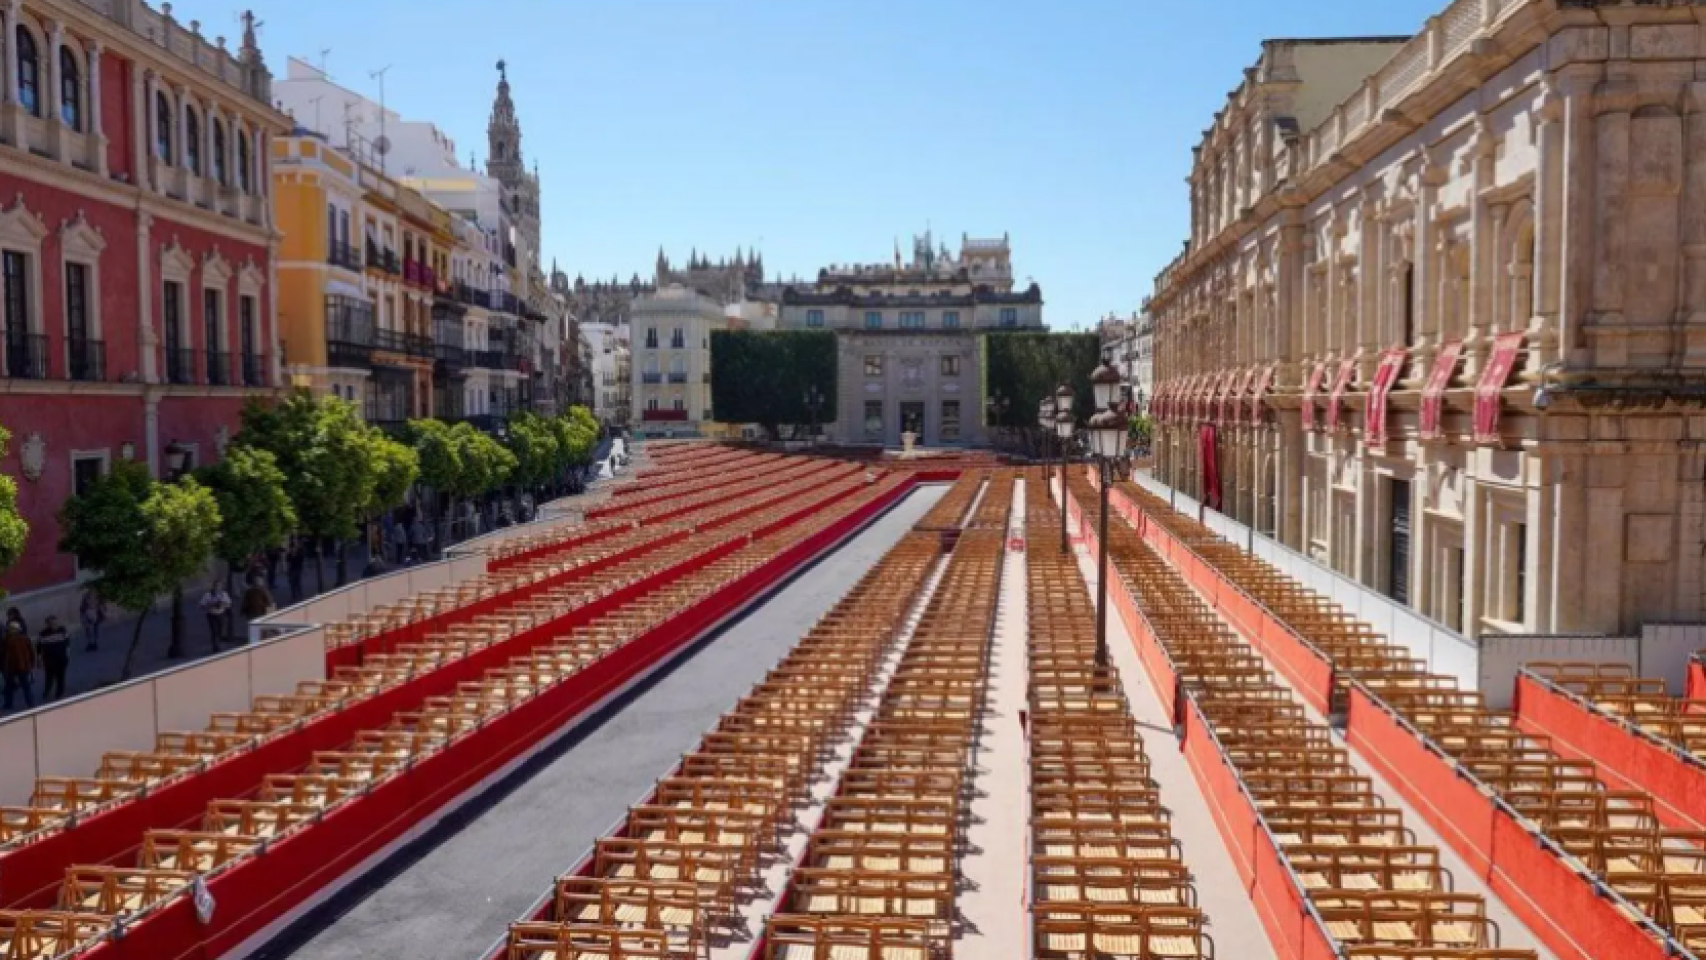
[
  {"left": 1119, "top": 482, "right": 1706, "bottom": 954},
  {"left": 765, "top": 472, "right": 1007, "bottom": 960},
  {"left": 507, "top": 497, "right": 950, "bottom": 959},
  {"left": 0, "top": 471, "right": 912, "bottom": 959},
  {"left": 1087, "top": 477, "right": 1526, "bottom": 960},
  {"left": 915, "top": 470, "right": 993, "bottom": 532},
  {"left": 1025, "top": 491, "right": 1213, "bottom": 960},
  {"left": 589, "top": 454, "right": 814, "bottom": 519}
]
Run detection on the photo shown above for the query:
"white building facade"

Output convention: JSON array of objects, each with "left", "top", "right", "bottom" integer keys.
[
  {"left": 1149, "top": 0, "right": 1706, "bottom": 640},
  {"left": 630, "top": 285, "right": 725, "bottom": 437}
]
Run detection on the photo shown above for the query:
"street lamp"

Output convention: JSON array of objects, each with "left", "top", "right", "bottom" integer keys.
[
  {"left": 1088, "top": 359, "right": 1127, "bottom": 666},
  {"left": 985, "top": 391, "right": 1009, "bottom": 449},
  {"left": 1037, "top": 396, "right": 1056, "bottom": 485},
  {"left": 1054, "top": 384, "right": 1075, "bottom": 554},
  {"left": 803, "top": 386, "right": 824, "bottom": 446}
]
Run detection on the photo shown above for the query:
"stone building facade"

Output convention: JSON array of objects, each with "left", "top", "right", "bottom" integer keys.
[
  {"left": 778, "top": 233, "right": 1044, "bottom": 447},
  {"left": 1148, "top": 0, "right": 1706, "bottom": 639}
]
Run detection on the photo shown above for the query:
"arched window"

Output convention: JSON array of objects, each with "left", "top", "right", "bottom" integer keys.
[
  {"left": 211, "top": 120, "right": 226, "bottom": 184},
  {"left": 16, "top": 27, "right": 39, "bottom": 117},
  {"left": 183, "top": 108, "right": 200, "bottom": 175},
  {"left": 58, "top": 44, "right": 80, "bottom": 130},
  {"left": 155, "top": 91, "right": 172, "bottom": 163},
  {"left": 237, "top": 130, "right": 251, "bottom": 192}
]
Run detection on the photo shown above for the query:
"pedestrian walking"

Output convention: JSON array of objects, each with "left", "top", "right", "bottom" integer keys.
[
  {"left": 199, "top": 585, "right": 233, "bottom": 652},
  {"left": 5, "top": 606, "right": 27, "bottom": 640},
  {"left": 387, "top": 520, "right": 409, "bottom": 566},
  {"left": 79, "top": 587, "right": 105, "bottom": 652},
  {"left": 286, "top": 540, "right": 306, "bottom": 601},
  {"left": 240, "top": 576, "right": 275, "bottom": 623},
  {"left": 36, "top": 616, "right": 69, "bottom": 701},
  {"left": 409, "top": 516, "right": 435, "bottom": 563},
  {"left": 2, "top": 620, "right": 35, "bottom": 710}
]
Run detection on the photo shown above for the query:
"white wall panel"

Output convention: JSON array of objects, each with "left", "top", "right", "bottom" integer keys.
[
  {"left": 155, "top": 653, "right": 252, "bottom": 733},
  {"left": 250, "top": 628, "right": 326, "bottom": 696},
  {"left": 0, "top": 716, "right": 38, "bottom": 805},
  {"left": 35, "top": 682, "right": 155, "bottom": 778}
]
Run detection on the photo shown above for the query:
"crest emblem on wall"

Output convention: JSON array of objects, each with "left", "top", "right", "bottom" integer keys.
[{"left": 19, "top": 432, "right": 44, "bottom": 482}]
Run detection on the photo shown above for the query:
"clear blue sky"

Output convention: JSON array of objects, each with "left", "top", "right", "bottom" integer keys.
[{"left": 175, "top": 0, "right": 1441, "bottom": 329}]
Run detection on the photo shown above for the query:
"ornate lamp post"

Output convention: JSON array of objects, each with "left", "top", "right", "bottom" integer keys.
[
  {"left": 803, "top": 386, "right": 824, "bottom": 447},
  {"left": 1053, "top": 383, "right": 1075, "bottom": 554},
  {"left": 985, "top": 391, "right": 1009, "bottom": 449},
  {"left": 1087, "top": 360, "right": 1127, "bottom": 666},
  {"left": 1037, "top": 396, "right": 1056, "bottom": 485}
]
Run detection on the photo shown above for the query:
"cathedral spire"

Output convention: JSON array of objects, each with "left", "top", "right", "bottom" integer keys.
[{"left": 487, "top": 58, "right": 522, "bottom": 181}]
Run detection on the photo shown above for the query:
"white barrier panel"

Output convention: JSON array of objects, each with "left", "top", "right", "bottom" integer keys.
[
  {"left": 250, "top": 627, "right": 327, "bottom": 697},
  {"left": 1641, "top": 624, "right": 1706, "bottom": 696},
  {"left": 35, "top": 681, "right": 156, "bottom": 779},
  {"left": 156, "top": 652, "right": 251, "bottom": 733},
  {"left": 1477, "top": 634, "right": 1640, "bottom": 709},
  {"left": 0, "top": 714, "right": 38, "bottom": 805}
]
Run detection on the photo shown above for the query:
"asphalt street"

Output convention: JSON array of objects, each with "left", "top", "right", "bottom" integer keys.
[{"left": 251, "top": 483, "right": 945, "bottom": 960}]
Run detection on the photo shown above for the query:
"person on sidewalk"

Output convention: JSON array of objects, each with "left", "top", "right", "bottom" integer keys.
[
  {"left": 5, "top": 606, "right": 27, "bottom": 641},
  {"left": 2, "top": 621, "right": 35, "bottom": 710},
  {"left": 240, "top": 576, "right": 274, "bottom": 625},
  {"left": 79, "top": 587, "right": 105, "bottom": 652},
  {"left": 387, "top": 520, "right": 409, "bottom": 566},
  {"left": 409, "top": 516, "right": 435, "bottom": 563},
  {"left": 36, "top": 616, "right": 69, "bottom": 701},
  {"left": 286, "top": 540, "right": 306, "bottom": 601},
  {"left": 200, "top": 585, "right": 233, "bottom": 652}
]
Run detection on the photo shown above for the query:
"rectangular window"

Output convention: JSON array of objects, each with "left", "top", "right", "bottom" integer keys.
[
  {"left": 645, "top": 327, "right": 658, "bottom": 349},
  {"left": 899, "top": 311, "right": 925, "bottom": 329},
  {"left": 941, "top": 400, "right": 960, "bottom": 441},
  {"left": 863, "top": 400, "right": 883, "bottom": 436},
  {"left": 5, "top": 251, "right": 36, "bottom": 380},
  {"left": 327, "top": 204, "right": 338, "bottom": 250},
  {"left": 864, "top": 356, "right": 883, "bottom": 378},
  {"left": 940, "top": 355, "right": 960, "bottom": 377},
  {"left": 72, "top": 454, "right": 105, "bottom": 498},
  {"left": 240, "top": 295, "right": 260, "bottom": 386},
  {"left": 203, "top": 288, "right": 224, "bottom": 385},
  {"left": 1000, "top": 307, "right": 1018, "bottom": 328},
  {"left": 806, "top": 309, "right": 824, "bottom": 329},
  {"left": 864, "top": 311, "right": 882, "bottom": 330},
  {"left": 66, "top": 263, "right": 98, "bottom": 381},
  {"left": 942, "top": 311, "right": 960, "bottom": 329},
  {"left": 1513, "top": 522, "right": 1527, "bottom": 625},
  {"left": 670, "top": 327, "right": 684, "bottom": 349}
]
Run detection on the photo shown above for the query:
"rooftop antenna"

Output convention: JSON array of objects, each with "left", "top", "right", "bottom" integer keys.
[
  {"left": 369, "top": 64, "right": 392, "bottom": 174},
  {"left": 318, "top": 47, "right": 331, "bottom": 77},
  {"left": 307, "top": 93, "right": 324, "bottom": 135}
]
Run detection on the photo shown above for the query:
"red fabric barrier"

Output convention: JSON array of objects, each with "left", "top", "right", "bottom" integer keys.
[
  {"left": 1514, "top": 674, "right": 1706, "bottom": 832},
  {"left": 1180, "top": 702, "right": 1256, "bottom": 886},
  {"left": 1345, "top": 685, "right": 1669, "bottom": 960},
  {"left": 78, "top": 481, "right": 913, "bottom": 960},
  {"left": 1689, "top": 658, "right": 1706, "bottom": 702}
]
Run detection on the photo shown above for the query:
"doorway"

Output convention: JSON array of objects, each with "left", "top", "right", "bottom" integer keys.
[{"left": 899, "top": 402, "right": 924, "bottom": 440}]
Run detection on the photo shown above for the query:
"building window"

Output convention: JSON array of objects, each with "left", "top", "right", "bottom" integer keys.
[
  {"left": 16, "top": 27, "right": 38, "bottom": 117},
  {"left": 58, "top": 45, "right": 80, "bottom": 130},
  {"left": 3, "top": 251, "right": 34, "bottom": 378},
  {"left": 941, "top": 400, "right": 960, "bottom": 441},
  {"left": 999, "top": 307, "right": 1018, "bottom": 328},
  {"left": 942, "top": 311, "right": 960, "bottom": 329},
  {"left": 65, "top": 262, "right": 99, "bottom": 381},
  {"left": 864, "top": 311, "right": 882, "bottom": 330},
  {"left": 155, "top": 91, "right": 172, "bottom": 163},
  {"left": 899, "top": 311, "right": 924, "bottom": 329},
  {"left": 864, "top": 355, "right": 883, "bottom": 378},
  {"left": 237, "top": 131, "right": 252, "bottom": 193},
  {"left": 863, "top": 400, "right": 883, "bottom": 436},
  {"left": 72, "top": 452, "right": 106, "bottom": 498},
  {"left": 327, "top": 204, "right": 337, "bottom": 251},
  {"left": 670, "top": 327, "right": 684, "bottom": 349},
  {"left": 940, "top": 355, "right": 960, "bottom": 377},
  {"left": 806, "top": 309, "right": 824, "bottom": 329},
  {"left": 184, "top": 108, "right": 201, "bottom": 175},
  {"left": 212, "top": 120, "right": 227, "bottom": 185},
  {"left": 203, "top": 288, "right": 223, "bottom": 384},
  {"left": 240, "top": 295, "right": 259, "bottom": 386},
  {"left": 644, "top": 327, "right": 658, "bottom": 349}
]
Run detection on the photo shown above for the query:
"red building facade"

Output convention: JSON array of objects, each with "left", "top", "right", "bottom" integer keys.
[{"left": 0, "top": 2, "right": 287, "bottom": 610}]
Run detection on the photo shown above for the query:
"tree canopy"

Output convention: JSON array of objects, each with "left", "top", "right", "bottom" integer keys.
[
  {"left": 981, "top": 332, "right": 1103, "bottom": 427},
  {"left": 505, "top": 412, "right": 563, "bottom": 489},
  {"left": 235, "top": 393, "right": 377, "bottom": 542},
  {"left": 195, "top": 446, "right": 296, "bottom": 573},
  {"left": 362, "top": 430, "right": 420, "bottom": 519},
  {"left": 710, "top": 330, "right": 838, "bottom": 439},
  {"left": 407, "top": 419, "right": 515, "bottom": 500},
  {"left": 0, "top": 425, "right": 28, "bottom": 595}
]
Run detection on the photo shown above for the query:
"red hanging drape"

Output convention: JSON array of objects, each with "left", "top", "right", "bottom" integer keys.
[{"left": 1199, "top": 423, "right": 1221, "bottom": 511}]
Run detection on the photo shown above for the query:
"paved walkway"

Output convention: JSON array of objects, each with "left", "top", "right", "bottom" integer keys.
[
  {"left": 957, "top": 476, "right": 1028, "bottom": 950},
  {"left": 250, "top": 485, "right": 946, "bottom": 960}
]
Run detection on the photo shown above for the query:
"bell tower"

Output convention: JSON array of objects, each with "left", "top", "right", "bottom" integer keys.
[{"left": 487, "top": 60, "right": 523, "bottom": 186}]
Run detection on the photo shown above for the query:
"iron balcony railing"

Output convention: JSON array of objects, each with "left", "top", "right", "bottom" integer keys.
[
  {"left": 666, "top": 372, "right": 687, "bottom": 384},
  {"left": 4, "top": 332, "right": 45, "bottom": 379},
  {"left": 67, "top": 336, "right": 104, "bottom": 382},
  {"left": 206, "top": 351, "right": 233, "bottom": 387},
  {"left": 327, "top": 241, "right": 361, "bottom": 271},
  {"left": 241, "top": 352, "right": 267, "bottom": 388},
  {"left": 165, "top": 347, "right": 198, "bottom": 385}
]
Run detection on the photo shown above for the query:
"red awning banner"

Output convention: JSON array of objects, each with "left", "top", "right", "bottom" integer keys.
[
  {"left": 1364, "top": 348, "right": 1408, "bottom": 448},
  {"left": 1474, "top": 332, "right": 1525, "bottom": 443},
  {"left": 1301, "top": 361, "right": 1329, "bottom": 432},
  {"left": 1247, "top": 363, "right": 1276, "bottom": 425},
  {"left": 1419, "top": 339, "right": 1463, "bottom": 440},
  {"left": 1325, "top": 358, "right": 1357, "bottom": 432},
  {"left": 1199, "top": 423, "right": 1222, "bottom": 511}
]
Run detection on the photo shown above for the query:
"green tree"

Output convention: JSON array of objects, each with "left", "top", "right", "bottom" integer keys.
[
  {"left": 981, "top": 332, "right": 1102, "bottom": 454},
  {"left": 0, "top": 425, "right": 29, "bottom": 594},
  {"left": 59, "top": 463, "right": 220, "bottom": 677},
  {"left": 505, "top": 412, "right": 562, "bottom": 493},
  {"left": 236, "top": 392, "right": 378, "bottom": 592},
  {"left": 709, "top": 330, "right": 838, "bottom": 440},
  {"left": 195, "top": 447, "right": 296, "bottom": 627},
  {"left": 354, "top": 430, "right": 419, "bottom": 576},
  {"left": 406, "top": 420, "right": 514, "bottom": 543}
]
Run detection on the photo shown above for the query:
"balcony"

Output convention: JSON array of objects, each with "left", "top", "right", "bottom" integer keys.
[
  {"left": 327, "top": 241, "right": 361, "bottom": 272},
  {"left": 165, "top": 347, "right": 198, "bottom": 385},
  {"left": 641, "top": 372, "right": 663, "bottom": 384},
  {"left": 206, "top": 351, "right": 233, "bottom": 387},
  {"left": 67, "top": 337, "right": 105, "bottom": 382},
  {"left": 241, "top": 352, "right": 268, "bottom": 388},
  {"left": 4, "top": 333, "right": 46, "bottom": 379},
  {"left": 365, "top": 244, "right": 401, "bottom": 275},
  {"left": 642, "top": 409, "right": 688, "bottom": 422},
  {"left": 373, "top": 329, "right": 434, "bottom": 359},
  {"left": 669, "top": 337, "right": 686, "bottom": 350},
  {"left": 453, "top": 281, "right": 492, "bottom": 309},
  {"left": 666, "top": 372, "right": 688, "bottom": 384},
  {"left": 491, "top": 291, "right": 520, "bottom": 316},
  {"left": 403, "top": 259, "right": 436, "bottom": 289}
]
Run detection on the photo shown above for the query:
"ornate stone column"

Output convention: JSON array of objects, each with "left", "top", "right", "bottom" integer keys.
[
  {"left": 136, "top": 211, "right": 156, "bottom": 382},
  {"left": 2, "top": 0, "right": 22, "bottom": 146},
  {"left": 44, "top": 19, "right": 68, "bottom": 162},
  {"left": 1682, "top": 82, "right": 1706, "bottom": 366},
  {"left": 85, "top": 39, "right": 106, "bottom": 176},
  {"left": 1463, "top": 113, "right": 1496, "bottom": 378},
  {"left": 1531, "top": 77, "right": 1564, "bottom": 371}
]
